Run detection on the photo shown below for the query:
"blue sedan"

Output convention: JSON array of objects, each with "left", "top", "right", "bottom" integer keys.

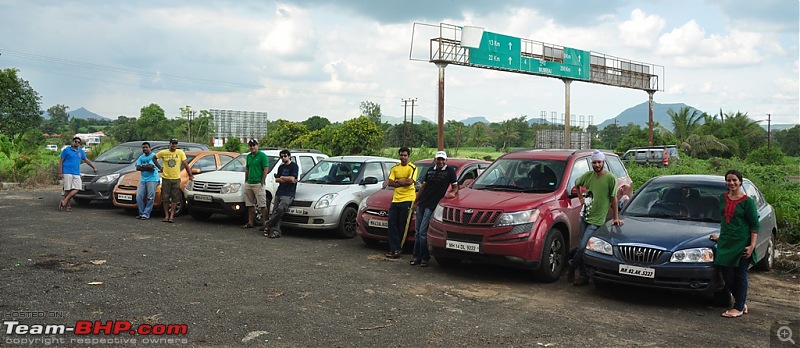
[{"left": 582, "top": 175, "right": 777, "bottom": 306}]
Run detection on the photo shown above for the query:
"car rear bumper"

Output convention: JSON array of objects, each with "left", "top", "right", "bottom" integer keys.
[{"left": 583, "top": 250, "right": 724, "bottom": 292}]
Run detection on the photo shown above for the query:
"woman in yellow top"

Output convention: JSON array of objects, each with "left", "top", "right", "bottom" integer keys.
[{"left": 710, "top": 169, "right": 759, "bottom": 318}]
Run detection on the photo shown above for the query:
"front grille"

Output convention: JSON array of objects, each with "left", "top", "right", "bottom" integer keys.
[
  {"left": 292, "top": 200, "right": 314, "bottom": 207},
  {"left": 81, "top": 174, "right": 97, "bottom": 182},
  {"left": 191, "top": 181, "right": 225, "bottom": 193},
  {"left": 619, "top": 246, "right": 663, "bottom": 264},
  {"left": 283, "top": 215, "right": 309, "bottom": 224},
  {"left": 442, "top": 207, "right": 501, "bottom": 226},
  {"left": 446, "top": 232, "right": 483, "bottom": 244},
  {"left": 118, "top": 185, "right": 137, "bottom": 190}
]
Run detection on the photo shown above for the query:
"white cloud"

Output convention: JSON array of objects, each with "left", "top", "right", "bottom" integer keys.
[
  {"left": 657, "top": 21, "right": 764, "bottom": 67},
  {"left": 618, "top": 9, "right": 666, "bottom": 49}
]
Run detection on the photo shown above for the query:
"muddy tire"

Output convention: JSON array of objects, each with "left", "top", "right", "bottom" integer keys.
[
  {"left": 754, "top": 233, "right": 775, "bottom": 271},
  {"left": 533, "top": 229, "right": 566, "bottom": 283}
]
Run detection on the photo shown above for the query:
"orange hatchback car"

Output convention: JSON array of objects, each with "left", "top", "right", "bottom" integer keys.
[{"left": 112, "top": 150, "right": 238, "bottom": 215}]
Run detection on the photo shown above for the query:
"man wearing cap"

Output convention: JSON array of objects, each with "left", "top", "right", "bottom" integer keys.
[
  {"left": 155, "top": 139, "right": 193, "bottom": 223},
  {"left": 243, "top": 139, "right": 269, "bottom": 229},
  {"left": 568, "top": 149, "right": 623, "bottom": 286},
  {"left": 410, "top": 150, "right": 458, "bottom": 267}
]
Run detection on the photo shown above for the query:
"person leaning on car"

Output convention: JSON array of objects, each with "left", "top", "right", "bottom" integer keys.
[
  {"left": 262, "top": 149, "right": 299, "bottom": 238},
  {"left": 243, "top": 139, "right": 269, "bottom": 230},
  {"left": 135, "top": 142, "right": 162, "bottom": 220},
  {"left": 384, "top": 146, "right": 418, "bottom": 259},
  {"left": 410, "top": 150, "right": 458, "bottom": 267},
  {"left": 568, "top": 150, "right": 623, "bottom": 286},
  {"left": 155, "top": 138, "right": 193, "bottom": 223}
]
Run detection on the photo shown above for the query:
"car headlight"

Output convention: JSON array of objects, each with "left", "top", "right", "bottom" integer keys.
[
  {"left": 315, "top": 193, "right": 338, "bottom": 209},
  {"left": 670, "top": 248, "right": 714, "bottom": 263},
  {"left": 432, "top": 204, "right": 443, "bottom": 221},
  {"left": 186, "top": 180, "right": 193, "bottom": 191},
  {"left": 96, "top": 173, "right": 120, "bottom": 184},
  {"left": 586, "top": 237, "right": 613, "bottom": 255},
  {"left": 495, "top": 209, "right": 540, "bottom": 227},
  {"left": 220, "top": 183, "right": 241, "bottom": 194},
  {"left": 358, "top": 197, "right": 369, "bottom": 212}
]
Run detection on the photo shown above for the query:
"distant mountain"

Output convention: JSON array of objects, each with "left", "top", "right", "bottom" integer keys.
[
  {"left": 43, "top": 107, "right": 111, "bottom": 121},
  {"left": 459, "top": 116, "right": 491, "bottom": 126},
  {"left": 597, "top": 102, "right": 703, "bottom": 130}
]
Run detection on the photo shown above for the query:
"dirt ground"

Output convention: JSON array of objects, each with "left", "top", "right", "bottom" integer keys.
[{"left": 1, "top": 187, "right": 798, "bottom": 347}]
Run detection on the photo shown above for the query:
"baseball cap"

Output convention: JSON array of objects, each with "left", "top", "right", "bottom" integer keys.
[
  {"left": 435, "top": 151, "right": 448, "bottom": 160},
  {"left": 248, "top": 139, "right": 259, "bottom": 146},
  {"left": 170, "top": 138, "right": 179, "bottom": 144}
]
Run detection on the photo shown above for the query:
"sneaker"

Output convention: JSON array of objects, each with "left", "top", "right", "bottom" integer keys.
[
  {"left": 268, "top": 230, "right": 281, "bottom": 239},
  {"left": 384, "top": 250, "right": 401, "bottom": 259}
]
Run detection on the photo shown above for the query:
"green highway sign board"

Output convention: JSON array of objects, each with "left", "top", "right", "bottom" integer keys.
[
  {"left": 468, "top": 30, "right": 590, "bottom": 80},
  {"left": 468, "top": 31, "right": 521, "bottom": 70}
]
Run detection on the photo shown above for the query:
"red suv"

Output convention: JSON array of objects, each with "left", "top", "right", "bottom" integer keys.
[
  {"left": 427, "top": 149, "right": 632, "bottom": 282},
  {"left": 356, "top": 158, "right": 491, "bottom": 246}
]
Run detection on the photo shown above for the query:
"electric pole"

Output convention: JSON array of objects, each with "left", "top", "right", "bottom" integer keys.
[{"left": 401, "top": 98, "right": 417, "bottom": 147}]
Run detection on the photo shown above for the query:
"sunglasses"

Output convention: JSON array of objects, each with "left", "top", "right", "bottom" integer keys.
[
  {"left": 73, "top": 140, "right": 81, "bottom": 144},
  {"left": 280, "top": 154, "right": 289, "bottom": 158}
]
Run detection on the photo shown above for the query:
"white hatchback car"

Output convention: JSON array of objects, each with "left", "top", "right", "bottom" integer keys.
[{"left": 283, "top": 156, "right": 400, "bottom": 238}]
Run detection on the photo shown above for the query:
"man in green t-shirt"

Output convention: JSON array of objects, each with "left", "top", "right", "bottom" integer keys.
[
  {"left": 568, "top": 150, "right": 623, "bottom": 286},
  {"left": 243, "top": 139, "right": 269, "bottom": 229}
]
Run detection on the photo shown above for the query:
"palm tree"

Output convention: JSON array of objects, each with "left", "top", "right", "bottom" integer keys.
[{"left": 666, "top": 106, "right": 703, "bottom": 150}]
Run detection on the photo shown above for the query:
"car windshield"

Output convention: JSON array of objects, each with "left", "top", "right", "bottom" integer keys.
[
  {"left": 380, "top": 163, "right": 459, "bottom": 190},
  {"left": 624, "top": 182, "right": 727, "bottom": 221},
  {"left": 471, "top": 159, "right": 564, "bottom": 193},
  {"left": 93, "top": 145, "right": 140, "bottom": 164},
  {"left": 219, "top": 154, "right": 279, "bottom": 172},
  {"left": 301, "top": 161, "right": 363, "bottom": 185}
]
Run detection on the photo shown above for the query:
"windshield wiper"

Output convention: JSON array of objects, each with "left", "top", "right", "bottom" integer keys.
[{"left": 479, "top": 184, "right": 525, "bottom": 192}]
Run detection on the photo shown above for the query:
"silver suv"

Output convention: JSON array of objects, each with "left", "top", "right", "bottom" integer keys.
[
  {"left": 282, "top": 156, "right": 400, "bottom": 238},
  {"left": 185, "top": 149, "right": 327, "bottom": 222}
]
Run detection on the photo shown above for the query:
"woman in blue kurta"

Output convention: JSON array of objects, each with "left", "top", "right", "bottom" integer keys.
[{"left": 710, "top": 169, "right": 759, "bottom": 318}]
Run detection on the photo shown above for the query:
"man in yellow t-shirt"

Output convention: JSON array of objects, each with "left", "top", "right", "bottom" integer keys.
[
  {"left": 155, "top": 139, "right": 193, "bottom": 223},
  {"left": 384, "top": 146, "right": 417, "bottom": 259}
]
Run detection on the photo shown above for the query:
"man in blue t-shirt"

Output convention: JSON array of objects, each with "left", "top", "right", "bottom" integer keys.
[
  {"left": 59, "top": 136, "right": 97, "bottom": 212},
  {"left": 262, "top": 149, "right": 299, "bottom": 238},
  {"left": 135, "top": 142, "right": 163, "bottom": 220}
]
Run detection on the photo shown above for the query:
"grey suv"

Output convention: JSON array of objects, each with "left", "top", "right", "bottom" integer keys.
[{"left": 75, "top": 141, "right": 208, "bottom": 204}]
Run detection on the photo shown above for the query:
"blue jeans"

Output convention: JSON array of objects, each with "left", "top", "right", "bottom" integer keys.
[
  {"left": 412, "top": 206, "right": 434, "bottom": 261},
  {"left": 720, "top": 255, "right": 750, "bottom": 311},
  {"left": 137, "top": 181, "right": 158, "bottom": 218},
  {"left": 569, "top": 218, "right": 600, "bottom": 280},
  {"left": 387, "top": 201, "right": 412, "bottom": 253}
]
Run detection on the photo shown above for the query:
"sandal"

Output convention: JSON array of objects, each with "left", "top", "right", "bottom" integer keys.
[
  {"left": 168, "top": 219, "right": 174, "bottom": 223},
  {"left": 242, "top": 223, "right": 255, "bottom": 229},
  {"left": 420, "top": 260, "right": 429, "bottom": 267},
  {"left": 410, "top": 260, "right": 420, "bottom": 266},
  {"left": 743, "top": 305, "right": 748, "bottom": 314},
  {"left": 58, "top": 201, "right": 65, "bottom": 211},
  {"left": 162, "top": 218, "right": 170, "bottom": 223},
  {"left": 721, "top": 309, "right": 743, "bottom": 318},
  {"left": 65, "top": 204, "right": 72, "bottom": 212}
]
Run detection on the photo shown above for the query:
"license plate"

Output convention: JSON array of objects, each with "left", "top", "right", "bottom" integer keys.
[
  {"left": 116, "top": 194, "right": 133, "bottom": 201},
  {"left": 194, "top": 194, "right": 212, "bottom": 202},
  {"left": 619, "top": 264, "right": 655, "bottom": 278},
  {"left": 446, "top": 240, "right": 480, "bottom": 253},
  {"left": 368, "top": 219, "right": 388, "bottom": 228},
  {"left": 288, "top": 208, "right": 305, "bottom": 215}
]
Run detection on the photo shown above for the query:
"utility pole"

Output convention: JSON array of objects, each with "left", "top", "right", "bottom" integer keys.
[
  {"left": 767, "top": 113, "right": 771, "bottom": 151},
  {"left": 402, "top": 99, "right": 409, "bottom": 146},
  {"left": 410, "top": 98, "right": 417, "bottom": 149},
  {"left": 187, "top": 109, "right": 196, "bottom": 143},
  {"left": 401, "top": 98, "right": 417, "bottom": 147}
]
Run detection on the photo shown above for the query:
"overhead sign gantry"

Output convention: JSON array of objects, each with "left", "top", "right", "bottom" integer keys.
[{"left": 410, "top": 23, "right": 665, "bottom": 150}]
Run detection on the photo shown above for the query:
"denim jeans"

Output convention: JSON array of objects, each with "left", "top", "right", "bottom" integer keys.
[
  {"left": 387, "top": 201, "right": 412, "bottom": 253},
  {"left": 136, "top": 181, "right": 158, "bottom": 218},
  {"left": 412, "top": 206, "right": 434, "bottom": 261},
  {"left": 569, "top": 218, "right": 600, "bottom": 280},
  {"left": 720, "top": 255, "right": 750, "bottom": 311},
  {"left": 266, "top": 195, "right": 294, "bottom": 233}
]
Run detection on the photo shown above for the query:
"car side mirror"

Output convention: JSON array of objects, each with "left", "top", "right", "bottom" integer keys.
[
  {"left": 461, "top": 179, "right": 474, "bottom": 188},
  {"left": 361, "top": 177, "right": 378, "bottom": 185},
  {"left": 191, "top": 168, "right": 201, "bottom": 174}
]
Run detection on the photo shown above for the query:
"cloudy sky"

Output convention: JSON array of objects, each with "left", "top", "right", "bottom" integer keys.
[{"left": 1, "top": 0, "right": 797, "bottom": 125}]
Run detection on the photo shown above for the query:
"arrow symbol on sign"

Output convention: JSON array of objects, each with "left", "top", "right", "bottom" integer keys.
[
  {"left": 508, "top": 57, "right": 513, "bottom": 65},
  {"left": 508, "top": 42, "right": 512, "bottom": 51}
]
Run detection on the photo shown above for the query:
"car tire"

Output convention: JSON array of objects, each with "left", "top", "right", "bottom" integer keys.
[
  {"left": 73, "top": 197, "right": 92, "bottom": 205},
  {"left": 334, "top": 206, "right": 358, "bottom": 239},
  {"left": 754, "top": 232, "right": 775, "bottom": 271},
  {"left": 533, "top": 229, "right": 566, "bottom": 283},
  {"left": 189, "top": 209, "right": 212, "bottom": 221},
  {"left": 255, "top": 193, "right": 272, "bottom": 225},
  {"left": 712, "top": 289, "right": 733, "bottom": 307},
  {"left": 171, "top": 194, "right": 187, "bottom": 216},
  {"left": 434, "top": 255, "right": 461, "bottom": 267},
  {"left": 361, "top": 237, "right": 380, "bottom": 247}
]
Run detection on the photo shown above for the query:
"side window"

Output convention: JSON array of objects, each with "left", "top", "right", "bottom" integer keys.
[
  {"left": 635, "top": 150, "right": 648, "bottom": 160},
  {"left": 382, "top": 162, "right": 395, "bottom": 179},
  {"left": 298, "top": 156, "right": 315, "bottom": 175},
  {"left": 361, "top": 162, "right": 384, "bottom": 181},
  {"left": 193, "top": 155, "right": 218, "bottom": 173},
  {"left": 219, "top": 155, "right": 235, "bottom": 166},
  {"left": 742, "top": 182, "right": 765, "bottom": 208},
  {"left": 458, "top": 166, "right": 479, "bottom": 184},
  {"left": 568, "top": 157, "right": 591, "bottom": 190},
  {"left": 605, "top": 156, "right": 629, "bottom": 179}
]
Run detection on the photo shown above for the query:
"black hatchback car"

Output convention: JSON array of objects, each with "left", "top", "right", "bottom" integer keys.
[{"left": 582, "top": 174, "right": 777, "bottom": 305}]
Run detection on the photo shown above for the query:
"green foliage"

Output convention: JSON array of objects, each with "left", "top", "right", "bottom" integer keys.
[
  {"left": 302, "top": 115, "right": 331, "bottom": 132},
  {"left": 0, "top": 131, "right": 53, "bottom": 182},
  {"left": 223, "top": 138, "right": 243, "bottom": 153},
  {"left": 775, "top": 125, "right": 800, "bottom": 156},
  {"left": 136, "top": 104, "right": 172, "bottom": 140},
  {"left": 264, "top": 119, "right": 308, "bottom": 147},
  {"left": 359, "top": 101, "right": 382, "bottom": 125},
  {"left": 0, "top": 68, "right": 43, "bottom": 142},
  {"left": 106, "top": 116, "right": 139, "bottom": 142},
  {"left": 330, "top": 116, "right": 383, "bottom": 155},
  {"left": 746, "top": 146, "right": 785, "bottom": 166}
]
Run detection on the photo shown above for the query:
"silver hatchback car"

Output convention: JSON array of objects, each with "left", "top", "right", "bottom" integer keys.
[{"left": 282, "top": 156, "right": 400, "bottom": 238}]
